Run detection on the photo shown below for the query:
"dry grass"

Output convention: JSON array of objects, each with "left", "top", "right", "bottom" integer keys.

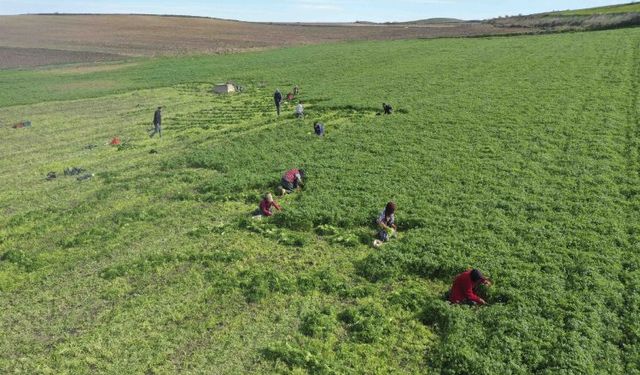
[
  {"left": 45, "top": 62, "right": 140, "bottom": 74},
  {"left": 490, "top": 12, "right": 640, "bottom": 31}
]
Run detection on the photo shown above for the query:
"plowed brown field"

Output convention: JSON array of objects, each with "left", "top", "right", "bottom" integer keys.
[{"left": 0, "top": 14, "right": 533, "bottom": 68}]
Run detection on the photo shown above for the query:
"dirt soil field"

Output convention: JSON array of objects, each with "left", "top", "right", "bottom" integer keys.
[
  {"left": 0, "top": 14, "right": 534, "bottom": 68},
  {"left": 0, "top": 47, "right": 124, "bottom": 69}
]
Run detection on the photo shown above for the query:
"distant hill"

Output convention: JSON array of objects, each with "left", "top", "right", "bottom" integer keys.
[
  {"left": 351, "top": 18, "right": 465, "bottom": 26},
  {"left": 488, "top": 2, "right": 640, "bottom": 31},
  {"left": 387, "top": 18, "right": 466, "bottom": 25},
  {"left": 552, "top": 2, "right": 640, "bottom": 16}
]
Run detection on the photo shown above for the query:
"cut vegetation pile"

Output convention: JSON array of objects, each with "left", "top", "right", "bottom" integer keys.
[{"left": 0, "top": 27, "right": 639, "bottom": 374}]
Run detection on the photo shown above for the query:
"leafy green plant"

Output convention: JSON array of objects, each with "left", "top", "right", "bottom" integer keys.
[
  {"left": 338, "top": 300, "right": 388, "bottom": 343},
  {"left": 299, "top": 307, "right": 336, "bottom": 339}
]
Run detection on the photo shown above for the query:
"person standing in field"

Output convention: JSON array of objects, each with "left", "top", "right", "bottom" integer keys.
[
  {"left": 293, "top": 85, "right": 299, "bottom": 96},
  {"left": 274, "top": 89, "right": 283, "bottom": 116},
  {"left": 257, "top": 193, "right": 282, "bottom": 217},
  {"left": 279, "top": 168, "right": 305, "bottom": 195},
  {"left": 377, "top": 201, "right": 397, "bottom": 242},
  {"left": 151, "top": 106, "right": 162, "bottom": 138},
  {"left": 449, "top": 269, "right": 492, "bottom": 305},
  {"left": 295, "top": 101, "right": 304, "bottom": 118}
]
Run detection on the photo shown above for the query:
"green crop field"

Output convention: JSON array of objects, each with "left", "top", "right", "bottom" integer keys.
[
  {"left": 1, "top": 27, "right": 640, "bottom": 374},
  {"left": 556, "top": 2, "right": 640, "bottom": 15}
]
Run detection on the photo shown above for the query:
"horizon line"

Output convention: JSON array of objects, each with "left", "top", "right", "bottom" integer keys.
[{"left": 0, "top": 12, "right": 478, "bottom": 24}]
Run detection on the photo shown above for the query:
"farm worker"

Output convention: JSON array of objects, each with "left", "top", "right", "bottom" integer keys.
[
  {"left": 274, "top": 89, "right": 283, "bottom": 116},
  {"left": 280, "top": 168, "right": 305, "bottom": 194},
  {"left": 377, "top": 201, "right": 397, "bottom": 241},
  {"left": 295, "top": 102, "right": 305, "bottom": 118},
  {"left": 383, "top": 103, "right": 393, "bottom": 115},
  {"left": 287, "top": 92, "right": 294, "bottom": 101},
  {"left": 314, "top": 122, "right": 325, "bottom": 136},
  {"left": 151, "top": 106, "right": 162, "bottom": 138},
  {"left": 449, "top": 269, "right": 492, "bottom": 305},
  {"left": 258, "top": 193, "right": 282, "bottom": 217},
  {"left": 293, "top": 85, "right": 299, "bottom": 95}
]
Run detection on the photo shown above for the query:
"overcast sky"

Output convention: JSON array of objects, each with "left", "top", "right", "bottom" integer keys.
[{"left": 0, "top": 0, "right": 630, "bottom": 22}]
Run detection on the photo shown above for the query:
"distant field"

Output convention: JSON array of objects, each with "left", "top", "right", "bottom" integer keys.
[
  {"left": 556, "top": 2, "right": 640, "bottom": 15},
  {"left": 0, "top": 47, "right": 123, "bottom": 69},
  {"left": 0, "top": 28, "right": 639, "bottom": 373},
  {"left": 0, "top": 14, "right": 534, "bottom": 69}
]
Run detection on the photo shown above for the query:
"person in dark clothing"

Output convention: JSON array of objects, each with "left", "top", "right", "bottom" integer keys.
[
  {"left": 293, "top": 85, "right": 299, "bottom": 95},
  {"left": 314, "top": 122, "right": 325, "bottom": 136},
  {"left": 151, "top": 106, "right": 162, "bottom": 138},
  {"left": 449, "top": 269, "right": 492, "bottom": 305},
  {"left": 383, "top": 103, "right": 393, "bottom": 115},
  {"left": 377, "top": 201, "right": 397, "bottom": 241},
  {"left": 274, "top": 90, "right": 283, "bottom": 116}
]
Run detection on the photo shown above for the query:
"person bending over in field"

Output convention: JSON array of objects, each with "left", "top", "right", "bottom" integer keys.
[
  {"left": 377, "top": 201, "right": 397, "bottom": 242},
  {"left": 258, "top": 193, "right": 281, "bottom": 217},
  {"left": 383, "top": 103, "right": 393, "bottom": 115},
  {"left": 314, "top": 122, "right": 325, "bottom": 136},
  {"left": 449, "top": 269, "right": 492, "bottom": 306},
  {"left": 279, "top": 168, "right": 305, "bottom": 195},
  {"left": 295, "top": 102, "right": 305, "bottom": 118},
  {"left": 274, "top": 89, "right": 283, "bottom": 116},
  {"left": 150, "top": 106, "right": 162, "bottom": 138}
]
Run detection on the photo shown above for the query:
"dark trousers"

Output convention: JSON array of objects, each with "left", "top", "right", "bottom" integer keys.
[
  {"left": 281, "top": 178, "right": 298, "bottom": 192},
  {"left": 276, "top": 102, "right": 281, "bottom": 116},
  {"left": 151, "top": 123, "right": 162, "bottom": 138}
]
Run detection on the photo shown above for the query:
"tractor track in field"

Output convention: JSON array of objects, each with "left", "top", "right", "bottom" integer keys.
[{"left": 620, "top": 32, "right": 640, "bottom": 372}]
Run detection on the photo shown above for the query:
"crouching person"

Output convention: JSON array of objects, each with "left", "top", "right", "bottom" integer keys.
[
  {"left": 449, "top": 269, "right": 492, "bottom": 306},
  {"left": 279, "top": 168, "right": 305, "bottom": 195},
  {"left": 314, "top": 122, "right": 325, "bottom": 136},
  {"left": 295, "top": 102, "right": 304, "bottom": 118},
  {"left": 257, "top": 193, "right": 281, "bottom": 217},
  {"left": 377, "top": 201, "right": 397, "bottom": 242}
]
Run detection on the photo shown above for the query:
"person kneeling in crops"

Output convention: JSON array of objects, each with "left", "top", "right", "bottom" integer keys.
[
  {"left": 257, "top": 193, "right": 281, "bottom": 217},
  {"left": 383, "top": 103, "right": 393, "bottom": 115},
  {"left": 449, "top": 269, "right": 492, "bottom": 306},
  {"left": 376, "top": 201, "right": 397, "bottom": 242},
  {"left": 279, "top": 168, "right": 305, "bottom": 195},
  {"left": 314, "top": 122, "right": 325, "bottom": 136}
]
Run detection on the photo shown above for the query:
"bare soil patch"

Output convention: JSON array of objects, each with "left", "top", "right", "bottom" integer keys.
[
  {"left": 0, "top": 46, "right": 124, "bottom": 69},
  {"left": 45, "top": 62, "right": 140, "bottom": 74},
  {"left": 0, "top": 15, "right": 535, "bottom": 69}
]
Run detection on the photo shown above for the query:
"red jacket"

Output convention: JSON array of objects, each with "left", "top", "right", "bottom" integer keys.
[
  {"left": 283, "top": 169, "right": 301, "bottom": 183},
  {"left": 259, "top": 199, "right": 281, "bottom": 216},
  {"left": 449, "top": 270, "right": 486, "bottom": 305}
]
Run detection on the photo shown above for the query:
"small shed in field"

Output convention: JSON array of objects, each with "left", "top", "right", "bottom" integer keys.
[{"left": 213, "top": 83, "right": 236, "bottom": 94}]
